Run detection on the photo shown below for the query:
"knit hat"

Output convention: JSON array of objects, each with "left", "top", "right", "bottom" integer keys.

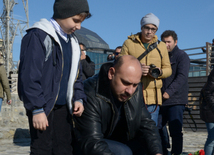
[
  {"left": 53, "top": 0, "right": 89, "bottom": 19},
  {"left": 140, "top": 13, "right": 160, "bottom": 29}
]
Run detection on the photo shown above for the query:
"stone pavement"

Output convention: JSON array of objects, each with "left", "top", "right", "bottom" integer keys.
[
  {"left": 179, "top": 129, "right": 207, "bottom": 153},
  {"left": 0, "top": 129, "right": 208, "bottom": 155}
]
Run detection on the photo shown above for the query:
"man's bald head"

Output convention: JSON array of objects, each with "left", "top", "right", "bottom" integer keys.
[{"left": 113, "top": 55, "right": 142, "bottom": 76}]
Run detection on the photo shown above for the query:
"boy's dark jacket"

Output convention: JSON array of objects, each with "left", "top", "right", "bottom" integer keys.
[
  {"left": 18, "top": 19, "right": 86, "bottom": 116},
  {"left": 161, "top": 45, "right": 190, "bottom": 106},
  {"left": 74, "top": 62, "right": 162, "bottom": 155}
]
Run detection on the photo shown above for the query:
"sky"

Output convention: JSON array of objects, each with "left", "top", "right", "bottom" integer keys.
[{"left": 2, "top": 0, "right": 214, "bottom": 62}]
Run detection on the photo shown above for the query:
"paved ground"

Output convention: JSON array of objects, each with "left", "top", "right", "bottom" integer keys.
[{"left": 0, "top": 129, "right": 208, "bottom": 155}]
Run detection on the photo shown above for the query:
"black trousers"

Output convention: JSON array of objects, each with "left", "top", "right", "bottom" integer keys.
[{"left": 28, "top": 105, "right": 73, "bottom": 155}]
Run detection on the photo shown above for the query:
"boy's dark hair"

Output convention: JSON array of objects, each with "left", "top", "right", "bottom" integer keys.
[{"left": 161, "top": 30, "right": 178, "bottom": 42}]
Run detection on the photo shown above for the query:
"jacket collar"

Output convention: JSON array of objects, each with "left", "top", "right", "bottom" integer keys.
[
  {"left": 168, "top": 45, "right": 178, "bottom": 58},
  {"left": 128, "top": 32, "right": 158, "bottom": 44},
  {"left": 96, "top": 62, "right": 114, "bottom": 101}
]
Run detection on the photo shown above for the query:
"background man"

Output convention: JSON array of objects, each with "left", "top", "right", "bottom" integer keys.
[
  {"left": 107, "top": 46, "right": 122, "bottom": 61},
  {"left": 18, "top": 0, "right": 90, "bottom": 154},
  {"left": 0, "top": 65, "right": 12, "bottom": 113},
  {"left": 114, "top": 46, "right": 122, "bottom": 60},
  {"left": 74, "top": 55, "right": 163, "bottom": 155},
  {"left": 79, "top": 43, "right": 95, "bottom": 80},
  {"left": 159, "top": 30, "right": 190, "bottom": 155},
  {"left": 120, "top": 13, "right": 172, "bottom": 125}
]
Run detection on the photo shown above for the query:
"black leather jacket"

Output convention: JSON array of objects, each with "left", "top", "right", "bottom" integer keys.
[{"left": 74, "top": 63, "right": 162, "bottom": 155}]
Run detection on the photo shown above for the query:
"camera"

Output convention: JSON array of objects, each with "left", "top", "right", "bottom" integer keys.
[{"left": 149, "top": 64, "right": 160, "bottom": 78}]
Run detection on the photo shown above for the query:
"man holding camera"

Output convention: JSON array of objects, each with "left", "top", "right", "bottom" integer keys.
[
  {"left": 120, "top": 13, "right": 171, "bottom": 125},
  {"left": 159, "top": 30, "right": 190, "bottom": 155}
]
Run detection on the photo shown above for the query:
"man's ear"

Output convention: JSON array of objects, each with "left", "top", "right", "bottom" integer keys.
[
  {"left": 108, "top": 67, "right": 115, "bottom": 80},
  {"left": 175, "top": 40, "right": 178, "bottom": 46}
]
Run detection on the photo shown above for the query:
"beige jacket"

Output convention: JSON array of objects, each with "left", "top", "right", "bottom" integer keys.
[
  {"left": 0, "top": 65, "right": 11, "bottom": 100},
  {"left": 120, "top": 33, "right": 172, "bottom": 105}
]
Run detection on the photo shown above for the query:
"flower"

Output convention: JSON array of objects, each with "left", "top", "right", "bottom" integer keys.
[
  {"left": 188, "top": 150, "right": 205, "bottom": 155},
  {"left": 199, "top": 150, "right": 205, "bottom": 155}
]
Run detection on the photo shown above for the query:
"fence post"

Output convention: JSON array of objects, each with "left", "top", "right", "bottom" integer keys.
[{"left": 206, "top": 42, "right": 212, "bottom": 76}]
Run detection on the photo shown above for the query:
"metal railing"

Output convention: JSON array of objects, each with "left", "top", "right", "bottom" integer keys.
[
  {"left": 184, "top": 42, "right": 213, "bottom": 76},
  {"left": 92, "top": 42, "right": 213, "bottom": 77},
  {"left": 9, "top": 42, "right": 213, "bottom": 94}
]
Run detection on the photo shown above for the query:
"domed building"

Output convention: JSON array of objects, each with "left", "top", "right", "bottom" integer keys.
[{"left": 74, "top": 27, "right": 114, "bottom": 74}]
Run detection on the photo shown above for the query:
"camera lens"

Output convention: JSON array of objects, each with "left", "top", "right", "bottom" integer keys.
[
  {"left": 149, "top": 64, "right": 160, "bottom": 78},
  {"left": 151, "top": 68, "right": 160, "bottom": 78}
]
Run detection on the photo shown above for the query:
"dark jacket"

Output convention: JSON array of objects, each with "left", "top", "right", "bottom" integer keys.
[
  {"left": 18, "top": 19, "right": 86, "bottom": 116},
  {"left": 74, "top": 63, "right": 162, "bottom": 155},
  {"left": 161, "top": 45, "right": 190, "bottom": 106},
  {"left": 202, "top": 68, "right": 214, "bottom": 113},
  {"left": 81, "top": 55, "right": 95, "bottom": 80}
]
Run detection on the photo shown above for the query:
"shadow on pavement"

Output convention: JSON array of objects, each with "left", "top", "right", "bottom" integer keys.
[{"left": 13, "top": 128, "right": 30, "bottom": 146}]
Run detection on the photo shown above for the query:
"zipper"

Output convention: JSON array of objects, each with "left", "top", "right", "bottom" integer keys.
[
  {"left": 106, "top": 90, "right": 137, "bottom": 138},
  {"left": 96, "top": 96, "right": 116, "bottom": 137},
  {"left": 47, "top": 42, "right": 64, "bottom": 117},
  {"left": 123, "top": 91, "right": 137, "bottom": 140},
  {"left": 70, "top": 34, "right": 81, "bottom": 127},
  {"left": 72, "top": 67, "right": 80, "bottom": 128}
]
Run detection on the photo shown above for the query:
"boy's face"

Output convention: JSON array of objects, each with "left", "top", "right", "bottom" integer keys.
[{"left": 57, "top": 15, "right": 85, "bottom": 34}]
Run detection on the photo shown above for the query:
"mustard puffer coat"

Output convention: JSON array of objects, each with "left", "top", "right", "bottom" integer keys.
[{"left": 120, "top": 33, "right": 172, "bottom": 105}]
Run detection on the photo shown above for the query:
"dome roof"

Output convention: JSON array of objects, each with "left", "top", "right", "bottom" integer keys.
[{"left": 74, "top": 27, "right": 109, "bottom": 50}]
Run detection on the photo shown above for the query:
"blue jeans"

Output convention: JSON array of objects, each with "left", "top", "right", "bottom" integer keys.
[
  {"left": 147, "top": 104, "right": 160, "bottom": 126},
  {"left": 104, "top": 139, "right": 146, "bottom": 155},
  {"left": 105, "top": 139, "right": 133, "bottom": 155},
  {"left": 204, "top": 122, "right": 214, "bottom": 155},
  {"left": 0, "top": 98, "right": 3, "bottom": 112}
]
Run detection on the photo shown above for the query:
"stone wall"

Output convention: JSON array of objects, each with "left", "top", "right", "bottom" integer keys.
[{"left": 0, "top": 94, "right": 30, "bottom": 140}]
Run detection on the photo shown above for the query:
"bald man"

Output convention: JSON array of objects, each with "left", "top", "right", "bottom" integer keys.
[{"left": 74, "top": 55, "right": 163, "bottom": 155}]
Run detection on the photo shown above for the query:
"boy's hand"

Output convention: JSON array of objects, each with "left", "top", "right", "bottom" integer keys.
[
  {"left": 33, "top": 112, "right": 49, "bottom": 131},
  {"left": 73, "top": 101, "right": 84, "bottom": 117}
]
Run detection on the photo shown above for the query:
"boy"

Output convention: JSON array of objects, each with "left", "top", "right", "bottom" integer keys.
[{"left": 18, "top": 0, "right": 91, "bottom": 154}]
